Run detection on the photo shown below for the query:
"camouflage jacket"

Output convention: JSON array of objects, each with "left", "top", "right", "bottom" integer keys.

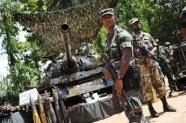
[
  {"left": 105, "top": 25, "right": 134, "bottom": 69},
  {"left": 132, "top": 31, "right": 157, "bottom": 67},
  {"left": 132, "top": 31, "right": 157, "bottom": 51}
]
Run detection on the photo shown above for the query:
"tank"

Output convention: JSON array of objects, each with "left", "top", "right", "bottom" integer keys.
[
  {"left": 39, "top": 24, "right": 119, "bottom": 123},
  {"left": 14, "top": 0, "right": 120, "bottom": 122}
]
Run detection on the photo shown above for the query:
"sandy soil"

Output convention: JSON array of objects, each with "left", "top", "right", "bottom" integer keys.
[{"left": 95, "top": 83, "right": 186, "bottom": 123}]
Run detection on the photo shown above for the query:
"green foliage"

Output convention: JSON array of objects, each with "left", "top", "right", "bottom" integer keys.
[
  {"left": 116, "top": 0, "right": 159, "bottom": 33},
  {"left": 0, "top": 0, "right": 44, "bottom": 103},
  {"left": 152, "top": 1, "right": 186, "bottom": 44},
  {"left": 0, "top": 1, "right": 25, "bottom": 68},
  {"left": 6, "top": 62, "right": 42, "bottom": 102},
  {"left": 0, "top": 77, "right": 9, "bottom": 98},
  {"left": 92, "top": 27, "right": 107, "bottom": 55},
  {"left": 18, "top": 0, "right": 48, "bottom": 12},
  {"left": 115, "top": 0, "right": 186, "bottom": 44},
  {"left": 46, "top": 0, "right": 91, "bottom": 10},
  {"left": 93, "top": 0, "right": 186, "bottom": 54}
]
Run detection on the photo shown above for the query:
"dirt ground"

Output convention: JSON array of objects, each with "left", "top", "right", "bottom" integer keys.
[{"left": 95, "top": 79, "right": 186, "bottom": 123}]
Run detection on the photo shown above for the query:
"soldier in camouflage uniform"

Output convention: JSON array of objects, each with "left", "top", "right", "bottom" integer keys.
[
  {"left": 101, "top": 8, "right": 145, "bottom": 123},
  {"left": 158, "top": 42, "right": 178, "bottom": 97},
  {"left": 129, "top": 18, "right": 176, "bottom": 118}
]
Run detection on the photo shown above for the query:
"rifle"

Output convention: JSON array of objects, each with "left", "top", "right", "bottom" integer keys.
[
  {"left": 104, "top": 60, "right": 136, "bottom": 116},
  {"left": 133, "top": 37, "right": 159, "bottom": 62}
]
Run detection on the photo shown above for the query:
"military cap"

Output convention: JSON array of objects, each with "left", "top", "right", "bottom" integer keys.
[
  {"left": 128, "top": 18, "right": 139, "bottom": 26},
  {"left": 100, "top": 8, "right": 114, "bottom": 17}
]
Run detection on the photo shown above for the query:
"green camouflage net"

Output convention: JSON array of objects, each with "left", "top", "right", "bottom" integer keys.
[{"left": 15, "top": 0, "right": 118, "bottom": 55}]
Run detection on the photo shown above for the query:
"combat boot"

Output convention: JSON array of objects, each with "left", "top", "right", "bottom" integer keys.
[
  {"left": 161, "top": 96, "right": 176, "bottom": 112},
  {"left": 147, "top": 101, "right": 159, "bottom": 118},
  {"left": 168, "top": 89, "right": 173, "bottom": 97},
  {"left": 149, "top": 107, "right": 159, "bottom": 117},
  {"left": 163, "top": 104, "right": 176, "bottom": 112},
  {"left": 173, "top": 84, "right": 179, "bottom": 91}
]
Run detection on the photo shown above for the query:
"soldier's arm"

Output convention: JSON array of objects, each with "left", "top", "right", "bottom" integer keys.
[
  {"left": 117, "top": 31, "right": 133, "bottom": 80},
  {"left": 114, "top": 32, "right": 132, "bottom": 96},
  {"left": 118, "top": 47, "right": 131, "bottom": 79},
  {"left": 147, "top": 33, "right": 157, "bottom": 54}
]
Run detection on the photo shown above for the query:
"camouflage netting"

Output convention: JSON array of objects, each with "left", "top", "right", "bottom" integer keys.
[{"left": 15, "top": 0, "right": 118, "bottom": 55}]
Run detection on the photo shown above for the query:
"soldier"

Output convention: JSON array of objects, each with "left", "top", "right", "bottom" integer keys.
[
  {"left": 129, "top": 18, "right": 176, "bottom": 118},
  {"left": 159, "top": 42, "right": 178, "bottom": 97},
  {"left": 171, "top": 6, "right": 186, "bottom": 91},
  {"left": 101, "top": 8, "right": 145, "bottom": 123}
]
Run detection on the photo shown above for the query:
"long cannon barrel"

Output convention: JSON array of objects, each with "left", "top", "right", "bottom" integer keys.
[{"left": 60, "top": 24, "right": 73, "bottom": 65}]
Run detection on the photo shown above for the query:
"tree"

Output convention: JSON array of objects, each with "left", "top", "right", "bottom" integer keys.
[
  {"left": 0, "top": 0, "right": 44, "bottom": 103},
  {"left": 152, "top": 0, "right": 186, "bottom": 44}
]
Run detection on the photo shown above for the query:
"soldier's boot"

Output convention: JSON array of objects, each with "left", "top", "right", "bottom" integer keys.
[
  {"left": 147, "top": 101, "right": 159, "bottom": 118},
  {"left": 168, "top": 77, "right": 178, "bottom": 91},
  {"left": 174, "top": 85, "right": 179, "bottom": 91},
  {"left": 173, "top": 82, "right": 179, "bottom": 91},
  {"left": 168, "top": 88, "right": 173, "bottom": 97},
  {"left": 161, "top": 96, "right": 176, "bottom": 112},
  {"left": 168, "top": 79, "right": 179, "bottom": 97}
]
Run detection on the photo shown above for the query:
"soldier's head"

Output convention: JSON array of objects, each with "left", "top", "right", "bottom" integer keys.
[
  {"left": 128, "top": 18, "right": 141, "bottom": 32},
  {"left": 100, "top": 8, "right": 116, "bottom": 30},
  {"left": 180, "top": 6, "right": 186, "bottom": 28}
]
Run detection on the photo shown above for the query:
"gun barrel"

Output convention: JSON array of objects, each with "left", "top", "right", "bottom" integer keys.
[{"left": 61, "top": 24, "right": 73, "bottom": 64}]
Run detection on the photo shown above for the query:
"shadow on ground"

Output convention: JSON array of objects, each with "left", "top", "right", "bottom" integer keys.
[{"left": 145, "top": 111, "right": 165, "bottom": 123}]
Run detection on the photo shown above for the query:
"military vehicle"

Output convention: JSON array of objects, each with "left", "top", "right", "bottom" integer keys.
[
  {"left": 38, "top": 23, "right": 121, "bottom": 123},
  {"left": 170, "top": 30, "right": 186, "bottom": 90},
  {"left": 13, "top": 0, "right": 122, "bottom": 122}
]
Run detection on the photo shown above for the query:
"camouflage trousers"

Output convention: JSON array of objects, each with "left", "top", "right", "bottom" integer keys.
[
  {"left": 139, "top": 64, "right": 166, "bottom": 102},
  {"left": 125, "top": 89, "right": 146, "bottom": 123}
]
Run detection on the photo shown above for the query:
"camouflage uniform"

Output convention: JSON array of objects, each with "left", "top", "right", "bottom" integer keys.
[
  {"left": 158, "top": 46, "right": 177, "bottom": 92},
  {"left": 133, "top": 32, "right": 166, "bottom": 102},
  {"left": 106, "top": 25, "right": 144, "bottom": 123}
]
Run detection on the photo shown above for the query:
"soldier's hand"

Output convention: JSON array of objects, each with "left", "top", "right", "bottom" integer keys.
[
  {"left": 134, "top": 48, "right": 142, "bottom": 56},
  {"left": 114, "top": 79, "right": 123, "bottom": 97}
]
